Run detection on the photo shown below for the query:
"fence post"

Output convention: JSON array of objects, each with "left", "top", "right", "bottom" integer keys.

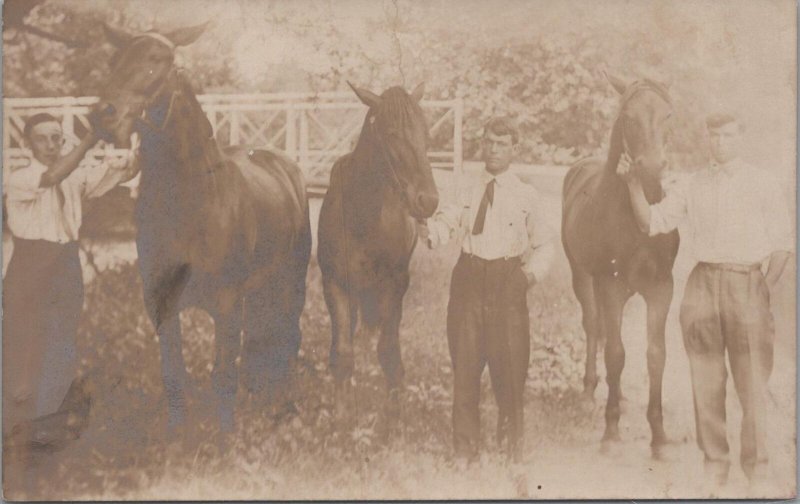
[
  {"left": 286, "top": 108, "right": 297, "bottom": 161},
  {"left": 230, "top": 110, "right": 240, "bottom": 145},
  {"left": 453, "top": 98, "right": 463, "bottom": 176},
  {"left": 3, "top": 109, "right": 10, "bottom": 195},
  {"left": 299, "top": 110, "right": 309, "bottom": 173}
]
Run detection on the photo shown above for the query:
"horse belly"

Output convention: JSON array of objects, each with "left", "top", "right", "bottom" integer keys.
[{"left": 562, "top": 162, "right": 604, "bottom": 271}]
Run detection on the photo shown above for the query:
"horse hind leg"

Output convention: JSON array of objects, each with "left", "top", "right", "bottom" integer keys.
[
  {"left": 211, "top": 299, "right": 243, "bottom": 433},
  {"left": 243, "top": 282, "right": 299, "bottom": 419},
  {"left": 572, "top": 268, "right": 601, "bottom": 399}
]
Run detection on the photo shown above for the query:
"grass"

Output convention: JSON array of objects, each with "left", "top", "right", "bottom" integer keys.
[{"left": 7, "top": 199, "right": 796, "bottom": 500}]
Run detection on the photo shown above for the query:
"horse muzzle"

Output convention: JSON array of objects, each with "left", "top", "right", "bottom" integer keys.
[
  {"left": 410, "top": 189, "right": 439, "bottom": 219},
  {"left": 92, "top": 100, "right": 137, "bottom": 147}
]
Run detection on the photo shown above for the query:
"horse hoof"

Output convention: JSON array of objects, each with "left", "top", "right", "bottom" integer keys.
[
  {"left": 651, "top": 439, "right": 679, "bottom": 461},
  {"left": 269, "top": 400, "right": 298, "bottom": 423},
  {"left": 599, "top": 432, "right": 622, "bottom": 455}
]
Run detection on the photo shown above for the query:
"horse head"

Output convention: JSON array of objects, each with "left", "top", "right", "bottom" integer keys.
[
  {"left": 93, "top": 23, "right": 207, "bottom": 148},
  {"left": 606, "top": 72, "right": 673, "bottom": 191},
  {"left": 349, "top": 82, "right": 440, "bottom": 219}
]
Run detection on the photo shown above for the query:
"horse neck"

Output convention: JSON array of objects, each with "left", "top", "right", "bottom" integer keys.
[
  {"left": 346, "top": 127, "right": 397, "bottom": 225},
  {"left": 138, "top": 86, "right": 225, "bottom": 217}
]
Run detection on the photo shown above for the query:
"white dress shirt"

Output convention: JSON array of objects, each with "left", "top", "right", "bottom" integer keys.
[
  {"left": 649, "top": 158, "right": 793, "bottom": 264},
  {"left": 426, "top": 169, "right": 555, "bottom": 281},
  {"left": 5, "top": 156, "right": 133, "bottom": 244}
]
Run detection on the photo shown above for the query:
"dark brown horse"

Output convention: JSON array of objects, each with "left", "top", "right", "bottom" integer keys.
[
  {"left": 93, "top": 24, "right": 311, "bottom": 432},
  {"left": 317, "top": 83, "right": 439, "bottom": 422},
  {"left": 562, "top": 73, "right": 678, "bottom": 457}
]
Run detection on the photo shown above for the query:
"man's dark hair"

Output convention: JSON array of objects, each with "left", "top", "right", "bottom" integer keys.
[
  {"left": 23, "top": 113, "right": 61, "bottom": 140},
  {"left": 705, "top": 112, "right": 744, "bottom": 132},
  {"left": 483, "top": 116, "right": 519, "bottom": 145}
]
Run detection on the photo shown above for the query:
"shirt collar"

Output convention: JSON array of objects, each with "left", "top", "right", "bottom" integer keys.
[{"left": 481, "top": 167, "right": 515, "bottom": 187}]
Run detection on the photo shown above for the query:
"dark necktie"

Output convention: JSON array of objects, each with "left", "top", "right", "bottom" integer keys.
[
  {"left": 54, "top": 182, "right": 72, "bottom": 239},
  {"left": 471, "top": 178, "right": 495, "bottom": 235}
]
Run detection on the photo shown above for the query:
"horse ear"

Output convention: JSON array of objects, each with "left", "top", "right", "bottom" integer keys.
[
  {"left": 410, "top": 82, "right": 425, "bottom": 103},
  {"left": 348, "top": 81, "right": 382, "bottom": 109},
  {"left": 103, "top": 23, "right": 137, "bottom": 47},
  {"left": 603, "top": 70, "right": 629, "bottom": 95},
  {"left": 164, "top": 22, "right": 208, "bottom": 47}
]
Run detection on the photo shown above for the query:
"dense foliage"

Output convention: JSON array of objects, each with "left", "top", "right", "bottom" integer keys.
[{"left": 7, "top": 0, "right": 784, "bottom": 169}]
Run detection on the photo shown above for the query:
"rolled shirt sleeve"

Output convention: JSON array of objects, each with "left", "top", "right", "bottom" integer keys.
[
  {"left": 521, "top": 194, "right": 556, "bottom": 282},
  {"left": 6, "top": 166, "right": 46, "bottom": 202},
  {"left": 648, "top": 174, "right": 689, "bottom": 236},
  {"left": 425, "top": 202, "right": 463, "bottom": 248},
  {"left": 79, "top": 151, "right": 137, "bottom": 200}
]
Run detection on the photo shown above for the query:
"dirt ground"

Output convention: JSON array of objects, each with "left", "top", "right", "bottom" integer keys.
[{"left": 2, "top": 186, "right": 796, "bottom": 500}]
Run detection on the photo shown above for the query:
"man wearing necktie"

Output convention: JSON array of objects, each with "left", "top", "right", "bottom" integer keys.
[
  {"left": 3, "top": 113, "right": 138, "bottom": 444},
  {"left": 619, "top": 112, "right": 792, "bottom": 493},
  {"left": 420, "top": 117, "right": 555, "bottom": 461}
]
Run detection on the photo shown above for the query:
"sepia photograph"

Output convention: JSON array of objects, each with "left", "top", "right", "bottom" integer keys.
[{"left": 1, "top": 0, "right": 796, "bottom": 500}]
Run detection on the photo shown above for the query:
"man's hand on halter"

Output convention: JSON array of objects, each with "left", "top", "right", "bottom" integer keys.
[
  {"left": 87, "top": 105, "right": 116, "bottom": 143},
  {"left": 416, "top": 219, "right": 430, "bottom": 240},
  {"left": 617, "top": 152, "right": 636, "bottom": 183}
]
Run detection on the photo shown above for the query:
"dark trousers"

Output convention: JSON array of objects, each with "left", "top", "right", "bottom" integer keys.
[
  {"left": 679, "top": 262, "right": 774, "bottom": 483},
  {"left": 3, "top": 238, "right": 83, "bottom": 438},
  {"left": 447, "top": 253, "right": 530, "bottom": 459}
]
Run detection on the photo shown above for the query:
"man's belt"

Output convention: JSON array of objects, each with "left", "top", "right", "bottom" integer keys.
[{"left": 697, "top": 261, "right": 762, "bottom": 274}]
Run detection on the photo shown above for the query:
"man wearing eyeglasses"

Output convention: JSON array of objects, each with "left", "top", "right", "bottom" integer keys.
[
  {"left": 3, "top": 113, "right": 138, "bottom": 443},
  {"left": 419, "top": 116, "right": 555, "bottom": 462}
]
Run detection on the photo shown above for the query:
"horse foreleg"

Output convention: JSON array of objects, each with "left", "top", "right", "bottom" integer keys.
[
  {"left": 212, "top": 300, "right": 243, "bottom": 433},
  {"left": 596, "top": 276, "right": 629, "bottom": 445},
  {"left": 157, "top": 315, "right": 188, "bottom": 432},
  {"left": 322, "top": 279, "right": 357, "bottom": 421},
  {"left": 243, "top": 283, "right": 297, "bottom": 418},
  {"left": 376, "top": 273, "right": 409, "bottom": 430},
  {"left": 572, "top": 270, "right": 600, "bottom": 399},
  {"left": 643, "top": 277, "right": 673, "bottom": 457}
]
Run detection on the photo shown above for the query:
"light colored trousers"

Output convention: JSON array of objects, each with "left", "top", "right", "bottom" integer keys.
[{"left": 680, "top": 261, "right": 774, "bottom": 483}]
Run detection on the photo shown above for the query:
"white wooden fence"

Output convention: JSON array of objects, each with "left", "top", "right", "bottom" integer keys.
[{"left": 3, "top": 93, "right": 463, "bottom": 194}]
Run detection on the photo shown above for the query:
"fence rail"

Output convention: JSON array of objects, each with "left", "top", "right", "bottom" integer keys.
[{"left": 3, "top": 93, "right": 463, "bottom": 195}]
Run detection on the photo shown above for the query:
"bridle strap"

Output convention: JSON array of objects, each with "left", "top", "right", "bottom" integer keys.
[
  {"left": 135, "top": 68, "right": 181, "bottom": 133},
  {"left": 136, "top": 90, "right": 180, "bottom": 133}
]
